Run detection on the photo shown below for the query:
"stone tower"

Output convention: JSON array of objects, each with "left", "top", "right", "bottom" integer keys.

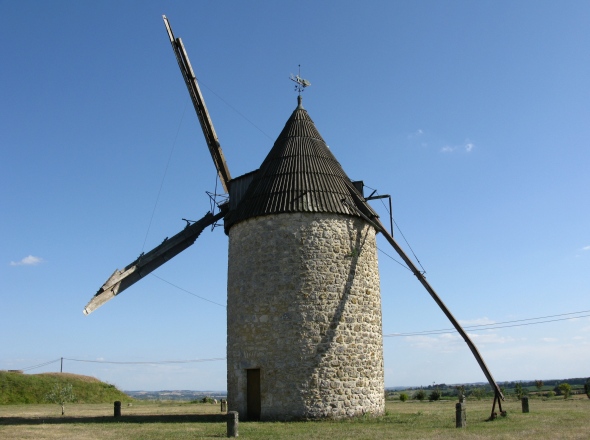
[{"left": 225, "top": 97, "right": 384, "bottom": 421}]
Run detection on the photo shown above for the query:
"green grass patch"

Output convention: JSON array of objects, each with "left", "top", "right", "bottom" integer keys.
[
  {"left": 1, "top": 397, "right": 589, "bottom": 439},
  {"left": 0, "top": 371, "right": 131, "bottom": 405}
]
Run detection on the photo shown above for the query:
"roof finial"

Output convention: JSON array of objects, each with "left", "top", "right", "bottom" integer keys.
[{"left": 290, "top": 65, "right": 311, "bottom": 97}]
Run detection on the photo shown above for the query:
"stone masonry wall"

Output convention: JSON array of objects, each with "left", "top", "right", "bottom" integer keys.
[{"left": 227, "top": 212, "right": 384, "bottom": 420}]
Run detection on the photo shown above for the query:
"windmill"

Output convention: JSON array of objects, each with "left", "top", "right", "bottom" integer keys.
[{"left": 84, "top": 16, "right": 505, "bottom": 421}]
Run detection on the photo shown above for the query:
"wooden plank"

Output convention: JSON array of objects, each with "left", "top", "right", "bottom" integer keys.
[
  {"left": 83, "top": 210, "right": 224, "bottom": 315},
  {"left": 162, "top": 15, "right": 232, "bottom": 193}
]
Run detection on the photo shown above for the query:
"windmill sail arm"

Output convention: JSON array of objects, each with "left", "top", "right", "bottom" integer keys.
[
  {"left": 83, "top": 210, "right": 225, "bottom": 315},
  {"left": 341, "top": 186, "right": 504, "bottom": 401},
  {"left": 162, "top": 15, "right": 231, "bottom": 193},
  {"left": 373, "top": 217, "right": 504, "bottom": 400}
]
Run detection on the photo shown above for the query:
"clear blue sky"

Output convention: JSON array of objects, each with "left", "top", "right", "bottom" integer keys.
[{"left": 2, "top": 1, "right": 589, "bottom": 391}]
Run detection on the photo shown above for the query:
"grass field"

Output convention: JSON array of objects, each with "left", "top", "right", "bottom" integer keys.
[{"left": 1, "top": 396, "right": 589, "bottom": 439}]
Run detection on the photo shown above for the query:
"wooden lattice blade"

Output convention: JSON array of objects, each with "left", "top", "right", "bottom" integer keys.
[{"left": 83, "top": 210, "right": 224, "bottom": 315}]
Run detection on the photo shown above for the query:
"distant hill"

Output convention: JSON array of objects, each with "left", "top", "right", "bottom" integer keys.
[
  {"left": 125, "top": 390, "right": 226, "bottom": 401},
  {"left": 0, "top": 371, "right": 132, "bottom": 404}
]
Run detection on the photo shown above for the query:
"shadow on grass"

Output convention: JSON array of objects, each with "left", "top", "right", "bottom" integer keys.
[{"left": 0, "top": 413, "right": 227, "bottom": 426}]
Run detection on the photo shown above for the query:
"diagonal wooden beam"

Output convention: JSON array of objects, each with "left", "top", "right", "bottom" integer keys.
[
  {"left": 163, "top": 15, "right": 232, "bottom": 193},
  {"left": 83, "top": 210, "right": 225, "bottom": 315}
]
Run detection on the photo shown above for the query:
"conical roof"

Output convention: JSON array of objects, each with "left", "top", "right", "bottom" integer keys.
[{"left": 225, "top": 97, "right": 376, "bottom": 231}]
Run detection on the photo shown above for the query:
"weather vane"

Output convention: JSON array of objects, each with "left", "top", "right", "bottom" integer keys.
[{"left": 290, "top": 65, "right": 311, "bottom": 95}]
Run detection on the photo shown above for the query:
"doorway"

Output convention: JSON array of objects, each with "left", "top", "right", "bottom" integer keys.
[{"left": 246, "top": 368, "right": 261, "bottom": 420}]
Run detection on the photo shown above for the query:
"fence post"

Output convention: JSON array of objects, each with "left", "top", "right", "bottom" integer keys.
[
  {"left": 221, "top": 399, "right": 227, "bottom": 412},
  {"left": 455, "top": 402, "right": 466, "bottom": 428},
  {"left": 227, "top": 411, "right": 239, "bottom": 437},
  {"left": 521, "top": 396, "right": 529, "bottom": 413},
  {"left": 114, "top": 401, "right": 121, "bottom": 417}
]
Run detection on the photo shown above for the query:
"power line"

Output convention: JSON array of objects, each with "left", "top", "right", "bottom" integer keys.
[
  {"left": 20, "top": 358, "right": 61, "bottom": 372},
  {"left": 64, "top": 357, "right": 226, "bottom": 365},
  {"left": 384, "top": 310, "right": 590, "bottom": 337},
  {"left": 13, "top": 309, "right": 590, "bottom": 371},
  {"left": 14, "top": 357, "right": 226, "bottom": 372},
  {"left": 397, "top": 309, "right": 590, "bottom": 335}
]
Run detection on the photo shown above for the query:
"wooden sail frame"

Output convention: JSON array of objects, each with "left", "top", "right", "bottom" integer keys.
[
  {"left": 83, "top": 210, "right": 225, "bottom": 315},
  {"left": 163, "top": 15, "right": 232, "bottom": 193}
]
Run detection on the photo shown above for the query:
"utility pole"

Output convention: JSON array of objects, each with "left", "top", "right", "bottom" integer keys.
[{"left": 60, "top": 357, "right": 63, "bottom": 373}]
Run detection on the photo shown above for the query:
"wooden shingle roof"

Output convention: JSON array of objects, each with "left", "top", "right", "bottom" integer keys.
[{"left": 225, "top": 98, "right": 376, "bottom": 231}]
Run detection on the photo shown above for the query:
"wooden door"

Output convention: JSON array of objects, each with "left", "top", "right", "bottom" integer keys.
[{"left": 246, "top": 368, "right": 261, "bottom": 420}]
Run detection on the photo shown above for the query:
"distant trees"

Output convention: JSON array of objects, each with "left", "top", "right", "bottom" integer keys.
[
  {"left": 469, "top": 387, "right": 486, "bottom": 400},
  {"left": 514, "top": 382, "right": 526, "bottom": 400},
  {"left": 46, "top": 383, "right": 75, "bottom": 416},
  {"left": 390, "top": 378, "right": 588, "bottom": 403},
  {"left": 428, "top": 388, "right": 441, "bottom": 401},
  {"left": 557, "top": 383, "right": 572, "bottom": 399},
  {"left": 399, "top": 393, "right": 408, "bottom": 402}
]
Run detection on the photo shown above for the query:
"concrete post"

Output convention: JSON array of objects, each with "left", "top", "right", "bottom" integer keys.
[
  {"left": 455, "top": 402, "right": 466, "bottom": 428},
  {"left": 521, "top": 396, "right": 529, "bottom": 413},
  {"left": 227, "top": 411, "right": 239, "bottom": 437},
  {"left": 114, "top": 401, "right": 121, "bottom": 417},
  {"left": 221, "top": 399, "right": 227, "bottom": 412}
]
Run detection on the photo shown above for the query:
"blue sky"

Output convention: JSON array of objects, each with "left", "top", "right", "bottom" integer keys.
[{"left": 2, "top": 1, "right": 589, "bottom": 391}]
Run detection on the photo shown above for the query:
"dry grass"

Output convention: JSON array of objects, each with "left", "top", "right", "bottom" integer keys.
[{"left": 1, "top": 396, "right": 589, "bottom": 439}]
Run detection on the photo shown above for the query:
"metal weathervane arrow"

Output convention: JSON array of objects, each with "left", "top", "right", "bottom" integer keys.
[{"left": 290, "top": 65, "right": 311, "bottom": 95}]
